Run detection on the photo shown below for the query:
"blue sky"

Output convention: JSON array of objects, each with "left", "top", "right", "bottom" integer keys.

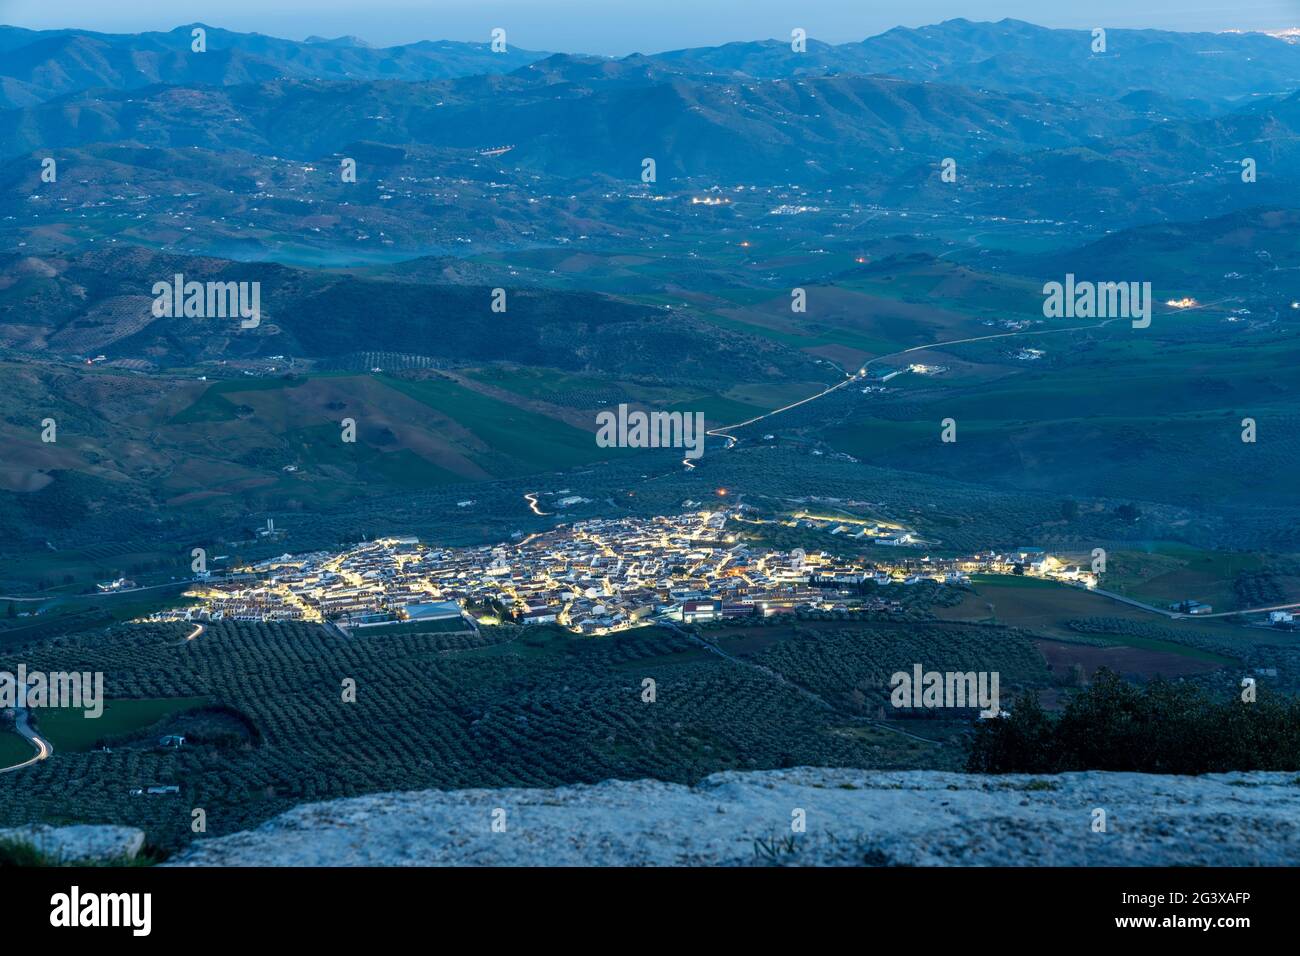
[{"left": 2, "top": 0, "right": 1298, "bottom": 53}]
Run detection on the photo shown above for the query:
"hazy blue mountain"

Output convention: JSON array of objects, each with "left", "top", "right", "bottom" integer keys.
[
  {"left": 0, "top": 22, "right": 549, "bottom": 108},
  {"left": 892, "top": 89, "right": 1300, "bottom": 225},
  {"left": 1010, "top": 206, "right": 1300, "bottom": 294},
  {"left": 6, "top": 18, "right": 1297, "bottom": 115},
  {"left": 0, "top": 64, "right": 1156, "bottom": 181},
  {"left": 653, "top": 18, "right": 1300, "bottom": 108}
]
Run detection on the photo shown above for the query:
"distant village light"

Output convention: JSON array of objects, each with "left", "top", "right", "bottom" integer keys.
[{"left": 145, "top": 505, "right": 1102, "bottom": 637}]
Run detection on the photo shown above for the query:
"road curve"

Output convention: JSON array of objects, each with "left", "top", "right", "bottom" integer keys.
[
  {"left": 175, "top": 622, "right": 207, "bottom": 646},
  {"left": 700, "top": 300, "right": 1232, "bottom": 451},
  {"left": 704, "top": 317, "right": 1123, "bottom": 448},
  {"left": 0, "top": 707, "right": 53, "bottom": 775}
]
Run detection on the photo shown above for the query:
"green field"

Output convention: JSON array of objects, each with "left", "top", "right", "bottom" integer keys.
[
  {"left": 968, "top": 573, "right": 1063, "bottom": 590},
  {"left": 812, "top": 326, "right": 1300, "bottom": 514},
  {"left": 1098, "top": 545, "right": 1285, "bottom": 611},
  {"left": 938, "top": 576, "right": 1250, "bottom": 649},
  {"left": 286, "top": 422, "right": 465, "bottom": 488},
  {"left": 469, "top": 365, "right": 773, "bottom": 427},
  {"left": 381, "top": 375, "right": 616, "bottom": 473},
  {"left": 0, "top": 731, "right": 34, "bottom": 767},
  {"left": 32, "top": 697, "right": 209, "bottom": 753},
  {"left": 467, "top": 366, "right": 628, "bottom": 403},
  {"left": 170, "top": 376, "right": 309, "bottom": 425}
]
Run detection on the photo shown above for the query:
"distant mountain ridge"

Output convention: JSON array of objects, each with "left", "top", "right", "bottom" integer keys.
[
  {"left": 3, "top": 18, "right": 1297, "bottom": 112},
  {"left": 0, "top": 67, "right": 1167, "bottom": 180},
  {"left": 1, "top": 17, "right": 1296, "bottom": 254},
  {"left": 655, "top": 18, "right": 1300, "bottom": 105},
  {"left": 0, "top": 22, "right": 550, "bottom": 108}
]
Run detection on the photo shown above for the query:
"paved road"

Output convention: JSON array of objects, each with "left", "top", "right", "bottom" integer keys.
[
  {"left": 0, "top": 706, "right": 53, "bottom": 775},
  {"left": 701, "top": 297, "right": 1231, "bottom": 452},
  {"left": 0, "top": 579, "right": 196, "bottom": 604},
  {"left": 1086, "top": 586, "right": 1300, "bottom": 622},
  {"left": 322, "top": 620, "right": 349, "bottom": 639},
  {"left": 175, "top": 622, "right": 207, "bottom": 646},
  {"left": 703, "top": 317, "right": 1124, "bottom": 450},
  {"left": 1194, "top": 601, "right": 1300, "bottom": 620},
  {"left": 1085, "top": 587, "right": 1182, "bottom": 619}
]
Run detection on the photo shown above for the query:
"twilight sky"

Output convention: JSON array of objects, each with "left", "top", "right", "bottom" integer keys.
[{"left": 1, "top": 0, "right": 1298, "bottom": 53}]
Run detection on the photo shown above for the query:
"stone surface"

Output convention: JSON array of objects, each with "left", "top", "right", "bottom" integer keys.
[
  {"left": 165, "top": 768, "right": 1300, "bottom": 866},
  {"left": 0, "top": 824, "right": 145, "bottom": 864}
]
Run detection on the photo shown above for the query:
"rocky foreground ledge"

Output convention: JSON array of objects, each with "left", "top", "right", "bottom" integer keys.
[
  {"left": 163, "top": 769, "right": 1300, "bottom": 866},
  {"left": 0, "top": 824, "right": 145, "bottom": 864}
]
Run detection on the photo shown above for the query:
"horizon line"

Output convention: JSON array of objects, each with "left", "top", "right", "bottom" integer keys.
[{"left": 2, "top": 17, "right": 1297, "bottom": 58}]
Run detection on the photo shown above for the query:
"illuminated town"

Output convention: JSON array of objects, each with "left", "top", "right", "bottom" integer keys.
[{"left": 154, "top": 510, "right": 1099, "bottom": 634}]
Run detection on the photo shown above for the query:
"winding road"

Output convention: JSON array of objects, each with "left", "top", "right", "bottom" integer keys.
[
  {"left": 175, "top": 622, "right": 206, "bottom": 646},
  {"left": 685, "top": 295, "right": 1230, "bottom": 466},
  {"left": 0, "top": 706, "right": 53, "bottom": 775},
  {"left": 701, "top": 316, "right": 1125, "bottom": 452}
]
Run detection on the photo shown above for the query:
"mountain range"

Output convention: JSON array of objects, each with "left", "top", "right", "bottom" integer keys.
[
  {"left": 4, "top": 18, "right": 1298, "bottom": 111},
  {"left": 0, "top": 23, "right": 547, "bottom": 109},
  {"left": 1, "top": 17, "right": 1295, "bottom": 248}
]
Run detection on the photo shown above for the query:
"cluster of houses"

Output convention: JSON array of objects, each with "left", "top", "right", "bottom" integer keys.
[{"left": 149, "top": 510, "right": 1102, "bottom": 635}]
